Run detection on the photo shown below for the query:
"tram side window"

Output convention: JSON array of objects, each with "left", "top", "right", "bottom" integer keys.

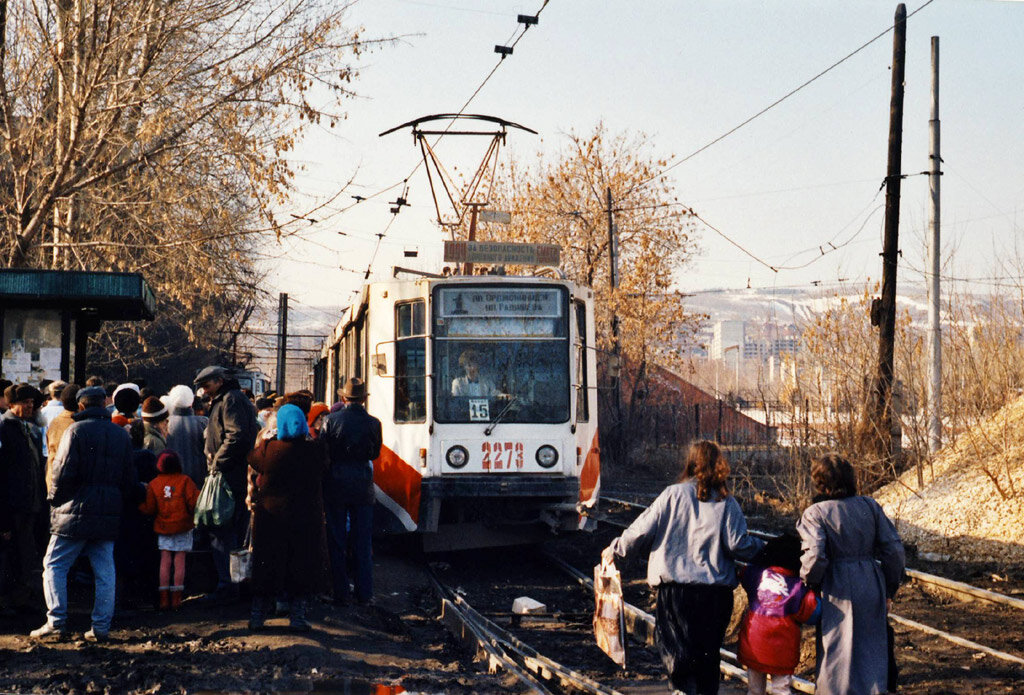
[
  {"left": 575, "top": 300, "right": 589, "bottom": 422},
  {"left": 395, "top": 300, "right": 426, "bottom": 422}
]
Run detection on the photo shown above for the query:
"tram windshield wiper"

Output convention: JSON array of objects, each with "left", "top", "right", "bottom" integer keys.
[{"left": 484, "top": 396, "right": 518, "bottom": 436}]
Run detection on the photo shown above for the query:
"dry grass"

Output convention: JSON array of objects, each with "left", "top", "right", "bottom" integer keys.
[{"left": 875, "top": 396, "right": 1024, "bottom": 563}]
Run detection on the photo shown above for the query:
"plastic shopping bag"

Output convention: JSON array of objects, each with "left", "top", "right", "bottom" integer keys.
[
  {"left": 229, "top": 517, "right": 253, "bottom": 583},
  {"left": 593, "top": 559, "right": 627, "bottom": 668},
  {"left": 194, "top": 470, "right": 235, "bottom": 528}
]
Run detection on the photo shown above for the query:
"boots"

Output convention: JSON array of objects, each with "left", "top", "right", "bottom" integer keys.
[
  {"left": 158, "top": 587, "right": 170, "bottom": 610},
  {"left": 170, "top": 586, "right": 184, "bottom": 610},
  {"left": 249, "top": 596, "right": 269, "bottom": 631},
  {"left": 289, "top": 595, "right": 311, "bottom": 632}
]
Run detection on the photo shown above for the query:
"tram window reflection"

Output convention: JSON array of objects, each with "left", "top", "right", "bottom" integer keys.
[
  {"left": 434, "top": 341, "right": 569, "bottom": 424},
  {"left": 395, "top": 300, "right": 426, "bottom": 422}
]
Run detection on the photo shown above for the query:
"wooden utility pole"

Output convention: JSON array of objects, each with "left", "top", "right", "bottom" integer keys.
[
  {"left": 870, "top": 3, "right": 908, "bottom": 465},
  {"left": 275, "top": 292, "right": 288, "bottom": 394},
  {"left": 926, "top": 35, "right": 942, "bottom": 461},
  {"left": 607, "top": 187, "right": 622, "bottom": 417}
]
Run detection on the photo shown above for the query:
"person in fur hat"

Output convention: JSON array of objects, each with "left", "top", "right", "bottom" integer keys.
[
  {"left": 111, "top": 384, "right": 141, "bottom": 428},
  {"left": 141, "top": 397, "right": 169, "bottom": 455},
  {"left": 138, "top": 450, "right": 200, "bottom": 609}
]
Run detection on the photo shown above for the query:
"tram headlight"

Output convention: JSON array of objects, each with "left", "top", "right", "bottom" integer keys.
[
  {"left": 446, "top": 445, "right": 469, "bottom": 469},
  {"left": 536, "top": 445, "right": 559, "bottom": 468}
]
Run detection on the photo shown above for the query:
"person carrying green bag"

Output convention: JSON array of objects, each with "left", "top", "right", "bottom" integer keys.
[
  {"left": 193, "top": 366, "right": 258, "bottom": 604},
  {"left": 194, "top": 469, "right": 235, "bottom": 528}
]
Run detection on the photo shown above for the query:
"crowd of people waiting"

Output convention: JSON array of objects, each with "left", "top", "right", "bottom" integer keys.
[
  {"left": 0, "top": 368, "right": 381, "bottom": 641},
  {"left": 1, "top": 367, "right": 905, "bottom": 694}
]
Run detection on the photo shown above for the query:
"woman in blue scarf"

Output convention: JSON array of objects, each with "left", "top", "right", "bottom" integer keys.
[{"left": 246, "top": 404, "right": 329, "bottom": 631}]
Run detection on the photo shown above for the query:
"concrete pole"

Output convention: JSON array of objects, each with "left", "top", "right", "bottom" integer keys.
[{"left": 927, "top": 36, "right": 942, "bottom": 461}]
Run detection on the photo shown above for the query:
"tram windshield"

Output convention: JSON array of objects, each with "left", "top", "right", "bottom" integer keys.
[{"left": 433, "top": 285, "right": 570, "bottom": 425}]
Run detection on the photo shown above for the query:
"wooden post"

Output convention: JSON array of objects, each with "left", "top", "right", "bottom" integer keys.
[{"left": 871, "top": 3, "right": 907, "bottom": 465}]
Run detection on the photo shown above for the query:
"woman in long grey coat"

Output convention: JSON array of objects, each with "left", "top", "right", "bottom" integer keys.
[
  {"left": 164, "top": 385, "right": 208, "bottom": 488},
  {"left": 797, "top": 454, "right": 904, "bottom": 695}
]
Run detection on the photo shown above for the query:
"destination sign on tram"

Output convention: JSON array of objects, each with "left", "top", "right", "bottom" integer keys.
[
  {"left": 444, "top": 241, "right": 560, "bottom": 266},
  {"left": 438, "top": 288, "right": 562, "bottom": 318}
]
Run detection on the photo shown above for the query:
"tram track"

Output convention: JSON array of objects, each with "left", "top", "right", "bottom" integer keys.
[
  {"left": 428, "top": 566, "right": 625, "bottom": 694},
  {"left": 541, "top": 552, "right": 815, "bottom": 694},
  {"left": 597, "top": 494, "right": 1024, "bottom": 679},
  {"left": 600, "top": 494, "right": 1024, "bottom": 613}
]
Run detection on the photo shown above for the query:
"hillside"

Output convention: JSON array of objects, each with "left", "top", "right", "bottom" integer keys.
[{"left": 875, "top": 397, "right": 1024, "bottom": 564}]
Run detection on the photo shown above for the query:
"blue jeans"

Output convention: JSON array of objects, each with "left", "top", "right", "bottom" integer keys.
[
  {"left": 42, "top": 535, "right": 116, "bottom": 634},
  {"left": 325, "top": 503, "right": 373, "bottom": 602}
]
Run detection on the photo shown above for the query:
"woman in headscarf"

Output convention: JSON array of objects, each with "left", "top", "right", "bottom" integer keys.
[
  {"left": 797, "top": 454, "right": 904, "bottom": 695},
  {"left": 246, "top": 404, "right": 328, "bottom": 632},
  {"left": 602, "top": 440, "right": 764, "bottom": 695}
]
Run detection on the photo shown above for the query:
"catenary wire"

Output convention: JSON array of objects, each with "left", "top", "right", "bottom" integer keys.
[{"left": 627, "top": 0, "right": 938, "bottom": 194}]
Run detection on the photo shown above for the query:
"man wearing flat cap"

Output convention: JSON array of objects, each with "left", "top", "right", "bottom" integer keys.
[
  {"left": 31, "top": 385, "right": 137, "bottom": 641},
  {"left": 0, "top": 384, "right": 45, "bottom": 610},
  {"left": 194, "top": 366, "right": 258, "bottom": 602},
  {"left": 320, "top": 377, "right": 381, "bottom": 606}
]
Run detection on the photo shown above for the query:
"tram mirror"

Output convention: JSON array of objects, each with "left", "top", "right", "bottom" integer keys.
[{"left": 373, "top": 353, "right": 388, "bottom": 376}]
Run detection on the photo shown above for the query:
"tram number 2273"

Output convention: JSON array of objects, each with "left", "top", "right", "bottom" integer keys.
[{"left": 481, "top": 441, "right": 525, "bottom": 471}]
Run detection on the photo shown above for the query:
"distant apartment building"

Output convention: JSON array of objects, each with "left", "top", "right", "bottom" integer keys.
[
  {"left": 710, "top": 320, "right": 799, "bottom": 363},
  {"left": 711, "top": 320, "right": 745, "bottom": 360}
]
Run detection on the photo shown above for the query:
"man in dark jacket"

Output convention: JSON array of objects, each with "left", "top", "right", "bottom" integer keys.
[
  {"left": 195, "top": 366, "right": 258, "bottom": 601},
  {"left": 31, "top": 386, "right": 137, "bottom": 641},
  {"left": 0, "top": 384, "right": 45, "bottom": 608},
  {"left": 320, "top": 377, "right": 381, "bottom": 606}
]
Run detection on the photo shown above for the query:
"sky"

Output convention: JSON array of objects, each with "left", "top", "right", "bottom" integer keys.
[{"left": 257, "top": 0, "right": 1024, "bottom": 340}]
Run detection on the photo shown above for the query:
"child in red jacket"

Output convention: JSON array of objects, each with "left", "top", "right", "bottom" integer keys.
[
  {"left": 139, "top": 450, "right": 200, "bottom": 609},
  {"left": 737, "top": 532, "right": 820, "bottom": 695}
]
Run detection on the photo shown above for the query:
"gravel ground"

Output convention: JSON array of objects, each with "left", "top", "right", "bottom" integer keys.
[{"left": 0, "top": 546, "right": 521, "bottom": 695}]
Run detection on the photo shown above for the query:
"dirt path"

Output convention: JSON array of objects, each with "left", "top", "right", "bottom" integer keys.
[{"left": 0, "top": 551, "right": 520, "bottom": 694}]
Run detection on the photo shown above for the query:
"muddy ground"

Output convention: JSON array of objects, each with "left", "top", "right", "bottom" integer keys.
[
  {"left": 0, "top": 546, "right": 522, "bottom": 695},
  {"left": 2, "top": 470, "right": 1022, "bottom": 694}
]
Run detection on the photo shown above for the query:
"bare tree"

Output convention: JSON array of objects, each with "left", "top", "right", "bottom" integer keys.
[
  {"left": 491, "top": 123, "right": 703, "bottom": 466},
  {"left": 0, "top": 0, "right": 383, "bottom": 375}
]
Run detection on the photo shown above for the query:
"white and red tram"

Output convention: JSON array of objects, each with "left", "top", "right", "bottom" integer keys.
[{"left": 313, "top": 275, "right": 600, "bottom": 550}]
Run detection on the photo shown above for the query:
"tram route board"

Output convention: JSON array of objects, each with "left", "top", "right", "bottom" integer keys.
[{"left": 444, "top": 240, "right": 560, "bottom": 266}]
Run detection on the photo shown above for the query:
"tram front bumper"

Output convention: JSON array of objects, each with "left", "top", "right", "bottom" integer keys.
[{"left": 418, "top": 476, "right": 580, "bottom": 533}]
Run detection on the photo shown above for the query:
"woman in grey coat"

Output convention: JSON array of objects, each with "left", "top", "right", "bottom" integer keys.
[
  {"left": 797, "top": 454, "right": 905, "bottom": 695},
  {"left": 163, "top": 385, "right": 209, "bottom": 488},
  {"left": 602, "top": 440, "right": 763, "bottom": 695}
]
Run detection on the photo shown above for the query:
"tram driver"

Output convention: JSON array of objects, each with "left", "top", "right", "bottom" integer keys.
[{"left": 451, "top": 350, "right": 498, "bottom": 398}]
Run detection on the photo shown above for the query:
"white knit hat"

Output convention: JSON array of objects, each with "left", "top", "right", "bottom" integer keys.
[{"left": 166, "top": 384, "right": 195, "bottom": 411}]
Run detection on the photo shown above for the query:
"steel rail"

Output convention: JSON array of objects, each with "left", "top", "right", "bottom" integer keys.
[
  {"left": 429, "top": 572, "right": 554, "bottom": 694},
  {"left": 428, "top": 570, "right": 624, "bottom": 695},
  {"left": 598, "top": 495, "right": 1024, "bottom": 668},
  {"left": 887, "top": 614, "right": 1024, "bottom": 667},
  {"left": 600, "top": 495, "right": 1024, "bottom": 611},
  {"left": 904, "top": 568, "right": 1024, "bottom": 611},
  {"left": 543, "top": 552, "right": 817, "bottom": 694}
]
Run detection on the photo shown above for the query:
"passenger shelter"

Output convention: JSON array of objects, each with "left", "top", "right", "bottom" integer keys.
[{"left": 0, "top": 269, "right": 156, "bottom": 386}]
